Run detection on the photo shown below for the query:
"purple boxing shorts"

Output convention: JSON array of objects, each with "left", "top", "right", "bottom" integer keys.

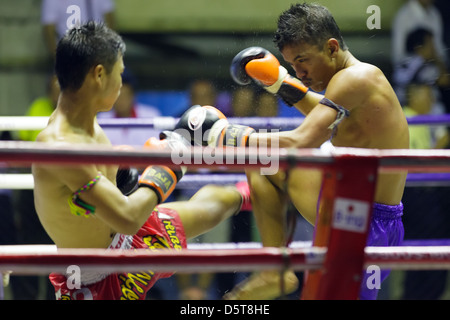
[{"left": 359, "top": 202, "right": 404, "bottom": 300}]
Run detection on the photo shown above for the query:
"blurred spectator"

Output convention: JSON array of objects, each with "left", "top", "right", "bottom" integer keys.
[
  {"left": 401, "top": 81, "right": 450, "bottom": 299},
  {"left": 392, "top": 27, "right": 449, "bottom": 146},
  {"left": 393, "top": 27, "right": 450, "bottom": 107},
  {"left": 403, "top": 83, "right": 448, "bottom": 148},
  {"left": 41, "top": 0, "right": 115, "bottom": 58},
  {"left": 231, "top": 87, "right": 256, "bottom": 117},
  {"left": 435, "top": 0, "right": 450, "bottom": 55},
  {"left": 97, "top": 69, "right": 161, "bottom": 145},
  {"left": 256, "top": 91, "right": 279, "bottom": 117},
  {"left": 18, "top": 74, "right": 59, "bottom": 142},
  {"left": 392, "top": 0, "right": 447, "bottom": 66},
  {"left": 189, "top": 79, "right": 217, "bottom": 107}
]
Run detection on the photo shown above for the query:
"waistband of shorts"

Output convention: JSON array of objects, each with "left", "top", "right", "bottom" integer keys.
[
  {"left": 372, "top": 202, "right": 403, "bottom": 220},
  {"left": 75, "top": 233, "right": 133, "bottom": 286},
  {"left": 108, "top": 233, "right": 133, "bottom": 250}
]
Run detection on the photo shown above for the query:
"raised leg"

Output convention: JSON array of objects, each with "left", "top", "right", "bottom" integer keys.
[{"left": 160, "top": 184, "right": 243, "bottom": 239}]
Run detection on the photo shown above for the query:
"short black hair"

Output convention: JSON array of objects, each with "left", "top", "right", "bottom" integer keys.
[
  {"left": 274, "top": 3, "right": 348, "bottom": 52},
  {"left": 406, "top": 27, "right": 433, "bottom": 54},
  {"left": 55, "top": 21, "right": 126, "bottom": 91}
]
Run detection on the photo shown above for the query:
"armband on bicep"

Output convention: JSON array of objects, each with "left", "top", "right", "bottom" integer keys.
[
  {"left": 68, "top": 172, "right": 102, "bottom": 218},
  {"left": 319, "top": 98, "right": 350, "bottom": 135}
]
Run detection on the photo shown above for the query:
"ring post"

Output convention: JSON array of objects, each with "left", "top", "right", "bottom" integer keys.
[{"left": 302, "top": 154, "right": 379, "bottom": 299}]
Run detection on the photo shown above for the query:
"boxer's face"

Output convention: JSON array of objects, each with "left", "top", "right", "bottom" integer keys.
[{"left": 281, "top": 41, "right": 336, "bottom": 93}]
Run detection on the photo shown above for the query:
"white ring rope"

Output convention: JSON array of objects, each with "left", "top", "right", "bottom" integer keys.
[
  {"left": 0, "top": 114, "right": 449, "bottom": 131},
  {"left": 2, "top": 172, "right": 450, "bottom": 189},
  {"left": 0, "top": 117, "right": 50, "bottom": 131},
  {"left": 0, "top": 174, "right": 34, "bottom": 189}
]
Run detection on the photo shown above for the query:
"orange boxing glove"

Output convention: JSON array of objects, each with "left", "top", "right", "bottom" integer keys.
[{"left": 230, "top": 46, "right": 308, "bottom": 106}]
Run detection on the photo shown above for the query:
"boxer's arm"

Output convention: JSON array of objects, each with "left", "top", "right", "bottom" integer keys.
[
  {"left": 249, "top": 103, "right": 339, "bottom": 149},
  {"left": 53, "top": 163, "right": 159, "bottom": 235},
  {"left": 250, "top": 68, "right": 361, "bottom": 149},
  {"left": 231, "top": 47, "right": 324, "bottom": 116},
  {"left": 291, "top": 90, "right": 324, "bottom": 116}
]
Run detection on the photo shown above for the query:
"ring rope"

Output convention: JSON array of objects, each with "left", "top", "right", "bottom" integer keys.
[
  {"left": 1, "top": 239, "right": 447, "bottom": 253},
  {"left": 0, "top": 133, "right": 449, "bottom": 298},
  {"left": 2, "top": 244, "right": 450, "bottom": 275},
  {"left": 0, "top": 246, "right": 326, "bottom": 275},
  {"left": 1, "top": 141, "right": 450, "bottom": 172},
  {"left": 0, "top": 114, "right": 449, "bottom": 131},
  {"left": 0, "top": 141, "right": 332, "bottom": 170},
  {"left": 2, "top": 172, "right": 450, "bottom": 190}
]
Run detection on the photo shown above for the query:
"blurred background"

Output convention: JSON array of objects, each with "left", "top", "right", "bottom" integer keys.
[
  {"left": 1, "top": 0, "right": 450, "bottom": 300},
  {"left": 1, "top": 0, "right": 442, "bottom": 117}
]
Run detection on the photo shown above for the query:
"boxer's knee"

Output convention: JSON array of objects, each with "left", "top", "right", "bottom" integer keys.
[
  {"left": 191, "top": 185, "right": 241, "bottom": 211},
  {"left": 247, "top": 170, "right": 285, "bottom": 203}
]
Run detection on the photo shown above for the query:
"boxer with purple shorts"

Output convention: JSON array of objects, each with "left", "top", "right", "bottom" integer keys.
[
  {"left": 209, "top": 3, "right": 410, "bottom": 300},
  {"left": 360, "top": 202, "right": 405, "bottom": 300}
]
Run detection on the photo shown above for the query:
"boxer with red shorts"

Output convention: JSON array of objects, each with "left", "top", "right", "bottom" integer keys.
[
  {"left": 32, "top": 21, "right": 247, "bottom": 300},
  {"left": 51, "top": 206, "right": 187, "bottom": 300}
]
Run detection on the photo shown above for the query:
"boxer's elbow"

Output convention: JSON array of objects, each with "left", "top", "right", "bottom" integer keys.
[
  {"left": 108, "top": 191, "right": 159, "bottom": 235},
  {"left": 107, "top": 211, "right": 144, "bottom": 235},
  {"left": 116, "top": 217, "right": 144, "bottom": 235}
]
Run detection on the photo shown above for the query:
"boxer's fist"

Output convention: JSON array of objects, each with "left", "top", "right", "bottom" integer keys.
[
  {"left": 116, "top": 167, "right": 139, "bottom": 196},
  {"left": 138, "top": 165, "right": 179, "bottom": 203},
  {"left": 139, "top": 132, "right": 188, "bottom": 203},
  {"left": 174, "top": 105, "right": 227, "bottom": 146},
  {"left": 230, "top": 46, "right": 308, "bottom": 106},
  {"left": 113, "top": 145, "right": 139, "bottom": 196},
  {"left": 144, "top": 131, "right": 189, "bottom": 182},
  {"left": 174, "top": 105, "right": 255, "bottom": 147}
]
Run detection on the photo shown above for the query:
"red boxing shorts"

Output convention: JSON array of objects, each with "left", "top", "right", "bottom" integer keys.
[{"left": 49, "top": 206, "right": 187, "bottom": 300}]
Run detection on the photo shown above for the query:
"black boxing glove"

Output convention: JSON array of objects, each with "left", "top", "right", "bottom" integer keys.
[
  {"left": 116, "top": 167, "right": 139, "bottom": 196},
  {"left": 174, "top": 105, "right": 255, "bottom": 147},
  {"left": 230, "top": 46, "right": 308, "bottom": 106}
]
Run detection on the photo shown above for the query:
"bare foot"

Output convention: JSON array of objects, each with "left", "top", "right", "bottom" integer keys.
[
  {"left": 180, "top": 286, "right": 207, "bottom": 300},
  {"left": 223, "top": 270, "right": 299, "bottom": 300}
]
